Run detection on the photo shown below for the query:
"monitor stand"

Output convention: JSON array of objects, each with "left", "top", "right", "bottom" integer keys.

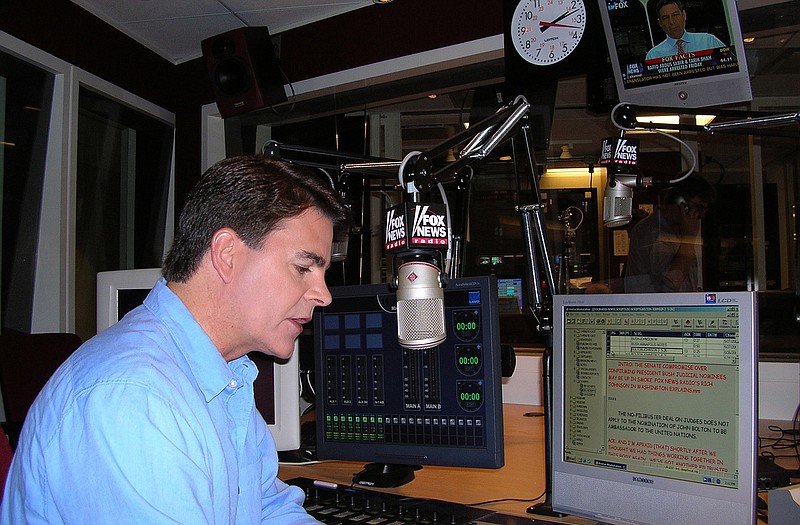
[
  {"left": 528, "top": 346, "right": 566, "bottom": 519},
  {"left": 352, "top": 463, "right": 420, "bottom": 488}
]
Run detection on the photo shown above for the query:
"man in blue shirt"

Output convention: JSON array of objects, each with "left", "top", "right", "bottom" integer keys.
[
  {"left": 1, "top": 156, "right": 350, "bottom": 523},
  {"left": 645, "top": 0, "right": 726, "bottom": 61}
]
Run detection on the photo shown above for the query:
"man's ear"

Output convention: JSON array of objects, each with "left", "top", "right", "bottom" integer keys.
[
  {"left": 676, "top": 196, "right": 690, "bottom": 214},
  {"left": 209, "top": 228, "right": 238, "bottom": 284}
]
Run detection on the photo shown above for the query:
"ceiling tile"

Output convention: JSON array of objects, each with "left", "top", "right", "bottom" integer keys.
[
  {"left": 70, "top": 0, "right": 374, "bottom": 63},
  {"left": 123, "top": 14, "right": 243, "bottom": 63},
  {"left": 233, "top": 1, "right": 372, "bottom": 34},
  {"left": 72, "top": 0, "right": 229, "bottom": 24}
]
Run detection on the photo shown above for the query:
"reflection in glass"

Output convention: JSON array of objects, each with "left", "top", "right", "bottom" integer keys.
[
  {"left": 0, "top": 51, "right": 53, "bottom": 333},
  {"left": 76, "top": 88, "right": 173, "bottom": 340}
]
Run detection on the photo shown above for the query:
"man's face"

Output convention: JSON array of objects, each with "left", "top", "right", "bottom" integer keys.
[
  {"left": 657, "top": 3, "right": 687, "bottom": 40},
  {"left": 226, "top": 208, "right": 334, "bottom": 361},
  {"left": 685, "top": 196, "right": 710, "bottom": 220}
]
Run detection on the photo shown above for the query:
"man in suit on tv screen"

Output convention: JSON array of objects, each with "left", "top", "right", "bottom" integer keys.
[{"left": 646, "top": 0, "right": 725, "bottom": 61}]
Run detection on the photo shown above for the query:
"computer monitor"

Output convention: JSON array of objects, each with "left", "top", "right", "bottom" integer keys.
[
  {"left": 313, "top": 276, "right": 504, "bottom": 487},
  {"left": 497, "top": 277, "right": 524, "bottom": 314},
  {"left": 551, "top": 291, "right": 758, "bottom": 525},
  {"left": 596, "top": 0, "right": 752, "bottom": 107},
  {"left": 96, "top": 268, "right": 164, "bottom": 333},
  {"left": 96, "top": 268, "right": 301, "bottom": 452}
]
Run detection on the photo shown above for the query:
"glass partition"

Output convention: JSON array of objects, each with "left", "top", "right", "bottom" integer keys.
[
  {"left": 220, "top": 5, "right": 799, "bottom": 357},
  {"left": 0, "top": 51, "right": 54, "bottom": 334},
  {"left": 75, "top": 87, "right": 174, "bottom": 340}
]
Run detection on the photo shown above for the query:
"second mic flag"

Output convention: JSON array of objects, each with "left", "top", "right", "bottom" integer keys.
[{"left": 599, "top": 136, "right": 640, "bottom": 172}]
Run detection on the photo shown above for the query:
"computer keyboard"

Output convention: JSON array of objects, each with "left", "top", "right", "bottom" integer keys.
[{"left": 286, "top": 477, "right": 558, "bottom": 525}]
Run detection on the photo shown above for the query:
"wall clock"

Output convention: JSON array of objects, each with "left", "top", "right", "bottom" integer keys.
[{"left": 510, "top": 0, "right": 588, "bottom": 66}]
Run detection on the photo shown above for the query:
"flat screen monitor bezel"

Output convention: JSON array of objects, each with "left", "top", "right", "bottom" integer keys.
[
  {"left": 597, "top": 0, "right": 752, "bottom": 108},
  {"left": 551, "top": 291, "right": 757, "bottom": 525},
  {"left": 96, "top": 268, "right": 301, "bottom": 452}
]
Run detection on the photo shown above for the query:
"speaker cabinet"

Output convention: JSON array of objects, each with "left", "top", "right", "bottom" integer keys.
[{"left": 201, "top": 27, "right": 287, "bottom": 118}]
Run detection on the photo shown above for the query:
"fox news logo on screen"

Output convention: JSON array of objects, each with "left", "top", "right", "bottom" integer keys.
[{"left": 606, "top": 0, "right": 630, "bottom": 10}]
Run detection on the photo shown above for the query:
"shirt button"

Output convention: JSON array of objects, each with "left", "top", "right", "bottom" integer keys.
[{"left": 228, "top": 379, "right": 238, "bottom": 388}]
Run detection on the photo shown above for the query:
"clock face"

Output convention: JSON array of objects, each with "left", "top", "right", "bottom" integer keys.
[{"left": 510, "top": 0, "right": 587, "bottom": 66}]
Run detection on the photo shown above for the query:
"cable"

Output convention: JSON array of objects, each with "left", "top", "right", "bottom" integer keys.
[
  {"left": 437, "top": 181, "right": 453, "bottom": 275},
  {"left": 652, "top": 129, "right": 697, "bottom": 184},
  {"left": 467, "top": 489, "right": 547, "bottom": 507},
  {"left": 397, "top": 150, "right": 421, "bottom": 189},
  {"left": 610, "top": 102, "right": 699, "bottom": 184},
  {"left": 757, "top": 402, "right": 800, "bottom": 475}
]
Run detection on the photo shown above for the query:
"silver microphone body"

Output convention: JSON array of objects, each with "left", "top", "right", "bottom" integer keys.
[
  {"left": 395, "top": 260, "right": 446, "bottom": 350},
  {"left": 602, "top": 175, "right": 634, "bottom": 228}
]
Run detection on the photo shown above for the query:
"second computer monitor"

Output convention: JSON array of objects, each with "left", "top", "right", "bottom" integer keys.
[{"left": 551, "top": 291, "right": 758, "bottom": 525}]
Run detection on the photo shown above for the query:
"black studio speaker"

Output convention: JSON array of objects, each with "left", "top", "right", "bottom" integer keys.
[{"left": 201, "top": 27, "right": 287, "bottom": 118}]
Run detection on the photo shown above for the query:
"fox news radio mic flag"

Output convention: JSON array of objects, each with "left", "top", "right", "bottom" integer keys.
[{"left": 384, "top": 203, "right": 449, "bottom": 350}]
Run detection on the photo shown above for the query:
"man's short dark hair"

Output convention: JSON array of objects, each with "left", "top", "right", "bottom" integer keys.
[
  {"left": 656, "top": 0, "right": 684, "bottom": 15},
  {"left": 665, "top": 172, "right": 716, "bottom": 207},
  {"left": 162, "top": 155, "right": 350, "bottom": 283}
]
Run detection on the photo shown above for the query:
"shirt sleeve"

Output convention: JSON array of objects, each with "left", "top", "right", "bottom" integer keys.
[
  {"left": 249, "top": 413, "right": 319, "bottom": 524},
  {"left": 707, "top": 34, "right": 726, "bottom": 49},
  {"left": 259, "top": 476, "right": 320, "bottom": 524}
]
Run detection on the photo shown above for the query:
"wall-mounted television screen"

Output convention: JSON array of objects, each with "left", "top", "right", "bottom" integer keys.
[{"left": 596, "top": 0, "right": 752, "bottom": 107}]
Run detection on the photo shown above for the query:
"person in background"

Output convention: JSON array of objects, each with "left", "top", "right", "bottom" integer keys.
[
  {"left": 624, "top": 173, "right": 716, "bottom": 293},
  {"left": 1, "top": 156, "right": 350, "bottom": 524},
  {"left": 645, "top": 0, "right": 726, "bottom": 61}
]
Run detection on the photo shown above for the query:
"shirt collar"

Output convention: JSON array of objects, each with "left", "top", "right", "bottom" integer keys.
[
  {"left": 143, "top": 278, "right": 254, "bottom": 402},
  {"left": 667, "top": 32, "right": 689, "bottom": 45}
]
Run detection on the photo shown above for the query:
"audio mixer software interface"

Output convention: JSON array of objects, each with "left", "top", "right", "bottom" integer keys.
[{"left": 312, "top": 276, "right": 505, "bottom": 484}]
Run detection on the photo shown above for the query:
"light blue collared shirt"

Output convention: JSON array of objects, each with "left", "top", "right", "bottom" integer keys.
[
  {"left": 0, "top": 279, "right": 317, "bottom": 524},
  {"left": 645, "top": 31, "right": 726, "bottom": 61}
]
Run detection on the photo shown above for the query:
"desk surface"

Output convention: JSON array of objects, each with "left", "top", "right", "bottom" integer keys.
[
  {"left": 279, "top": 404, "right": 588, "bottom": 523},
  {"left": 279, "top": 404, "right": 770, "bottom": 525}
]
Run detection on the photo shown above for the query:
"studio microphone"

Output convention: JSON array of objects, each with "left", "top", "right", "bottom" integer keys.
[
  {"left": 600, "top": 135, "right": 640, "bottom": 228},
  {"left": 603, "top": 174, "right": 637, "bottom": 228},
  {"left": 385, "top": 202, "right": 449, "bottom": 350}
]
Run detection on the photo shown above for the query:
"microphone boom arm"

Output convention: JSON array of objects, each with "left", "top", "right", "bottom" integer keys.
[
  {"left": 612, "top": 103, "right": 800, "bottom": 138},
  {"left": 270, "top": 95, "right": 558, "bottom": 334},
  {"left": 343, "top": 95, "right": 557, "bottom": 332}
]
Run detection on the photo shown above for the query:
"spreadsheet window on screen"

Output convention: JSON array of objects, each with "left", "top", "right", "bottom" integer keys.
[
  {"left": 563, "top": 304, "right": 741, "bottom": 488},
  {"left": 552, "top": 291, "right": 757, "bottom": 525}
]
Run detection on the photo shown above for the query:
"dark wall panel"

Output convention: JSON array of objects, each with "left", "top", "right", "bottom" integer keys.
[{"left": 278, "top": 0, "right": 504, "bottom": 83}]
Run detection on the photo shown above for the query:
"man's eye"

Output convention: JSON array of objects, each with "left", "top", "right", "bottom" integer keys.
[{"left": 296, "top": 265, "right": 312, "bottom": 274}]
